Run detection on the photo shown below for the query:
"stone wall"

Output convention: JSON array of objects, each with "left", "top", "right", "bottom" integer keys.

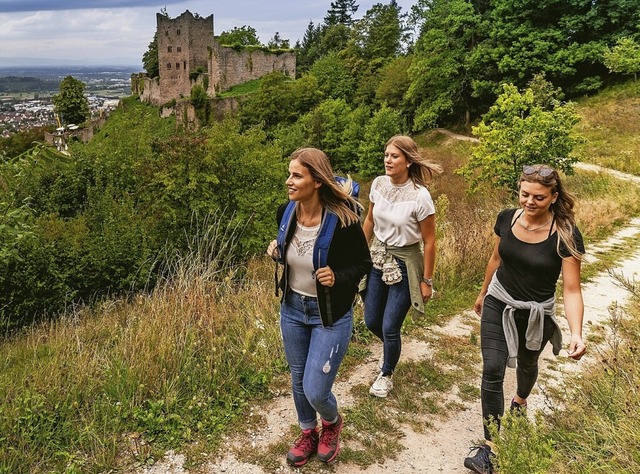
[{"left": 209, "top": 45, "right": 296, "bottom": 93}]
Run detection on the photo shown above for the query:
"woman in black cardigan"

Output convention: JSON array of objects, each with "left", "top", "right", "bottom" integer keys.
[{"left": 267, "top": 148, "right": 371, "bottom": 467}]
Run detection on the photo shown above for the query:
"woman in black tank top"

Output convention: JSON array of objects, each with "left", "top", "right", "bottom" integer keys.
[{"left": 463, "top": 165, "right": 587, "bottom": 474}]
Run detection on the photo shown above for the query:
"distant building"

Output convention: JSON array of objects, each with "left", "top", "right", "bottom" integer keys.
[{"left": 132, "top": 10, "right": 296, "bottom": 110}]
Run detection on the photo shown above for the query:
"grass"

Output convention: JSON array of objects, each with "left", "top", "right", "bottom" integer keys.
[
  {"left": 2, "top": 80, "right": 640, "bottom": 472},
  {"left": 217, "top": 79, "right": 262, "bottom": 98},
  {"left": 574, "top": 80, "right": 640, "bottom": 174}
]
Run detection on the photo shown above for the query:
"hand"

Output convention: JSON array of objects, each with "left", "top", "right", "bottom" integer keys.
[
  {"left": 473, "top": 294, "right": 485, "bottom": 316},
  {"left": 315, "top": 266, "right": 335, "bottom": 287},
  {"left": 420, "top": 281, "right": 433, "bottom": 302},
  {"left": 266, "top": 240, "right": 279, "bottom": 260},
  {"left": 567, "top": 334, "right": 587, "bottom": 360}
]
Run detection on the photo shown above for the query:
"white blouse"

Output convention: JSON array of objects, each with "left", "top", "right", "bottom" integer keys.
[{"left": 369, "top": 175, "right": 435, "bottom": 247}]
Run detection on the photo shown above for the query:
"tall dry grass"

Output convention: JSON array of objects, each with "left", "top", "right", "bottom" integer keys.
[{"left": 0, "top": 215, "right": 284, "bottom": 473}]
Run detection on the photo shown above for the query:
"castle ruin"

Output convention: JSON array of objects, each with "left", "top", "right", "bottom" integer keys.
[{"left": 131, "top": 10, "right": 296, "bottom": 110}]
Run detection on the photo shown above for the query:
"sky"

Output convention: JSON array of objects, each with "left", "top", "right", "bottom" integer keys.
[{"left": 0, "top": 0, "right": 417, "bottom": 68}]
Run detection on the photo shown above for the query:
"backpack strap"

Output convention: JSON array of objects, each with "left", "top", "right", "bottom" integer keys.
[
  {"left": 313, "top": 211, "right": 338, "bottom": 270},
  {"left": 314, "top": 211, "right": 338, "bottom": 325},
  {"left": 274, "top": 201, "right": 297, "bottom": 296}
]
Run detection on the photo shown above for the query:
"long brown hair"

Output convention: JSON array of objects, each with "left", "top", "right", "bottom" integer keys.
[
  {"left": 385, "top": 135, "right": 443, "bottom": 188},
  {"left": 519, "top": 165, "right": 582, "bottom": 259},
  {"left": 290, "top": 148, "right": 360, "bottom": 227}
]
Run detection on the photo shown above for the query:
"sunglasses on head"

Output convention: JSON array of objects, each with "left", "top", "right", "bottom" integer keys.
[{"left": 523, "top": 165, "right": 554, "bottom": 177}]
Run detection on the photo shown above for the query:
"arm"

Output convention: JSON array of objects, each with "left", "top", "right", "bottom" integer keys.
[
  {"left": 561, "top": 256, "right": 586, "bottom": 360},
  {"left": 474, "top": 236, "right": 502, "bottom": 316},
  {"left": 419, "top": 214, "right": 436, "bottom": 301},
  {"left": 362, "top": 202, "right": 375, "bottom": 243},
  {"left": 318, "top": 221, "right": 372, "bottom": 288}
]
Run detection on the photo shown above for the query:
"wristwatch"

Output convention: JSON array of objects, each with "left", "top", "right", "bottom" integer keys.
[{"left": 421, "top": 277, "right": 433, "bottom": 286}]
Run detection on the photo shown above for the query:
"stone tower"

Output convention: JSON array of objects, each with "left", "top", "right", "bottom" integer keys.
[{"left": 156, "top": 10, "right": 214, "bottom": 101}]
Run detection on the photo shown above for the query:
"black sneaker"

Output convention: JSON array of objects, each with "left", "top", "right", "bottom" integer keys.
[
  {"left": 509, "top": 397, "right": 527, "bottom": 414},
  {"left": 463, "top": 444, "right": 495, "bottom": 474}
]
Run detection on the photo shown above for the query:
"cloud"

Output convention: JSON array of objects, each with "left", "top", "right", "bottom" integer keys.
[{"left": 0, "top": 0, "right": 185, "bottom": 13}]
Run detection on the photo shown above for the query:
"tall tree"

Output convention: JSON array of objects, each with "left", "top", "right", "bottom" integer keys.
[
  {"left": 296, "top": 21, "right": 324, "bottom": 74},
  {"left": 346, "top": 1, "right": 409, "bottom": 106},
  {"left": 406, "top": 0, "right": 482, "bottom": 129},
  {"left": 324, "top": 0, "right": 359, "bottom": 26},
  {"left": 52, "top": 76, "right": 90, "bottom": 125},
  {"left": 142, "top": 32, "right": 159, "bottom": 78}
]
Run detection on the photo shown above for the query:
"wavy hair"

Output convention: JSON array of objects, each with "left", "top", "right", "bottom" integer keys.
[
  {"left": 290, "top": 148, "right": 360, "bottom": 227},
  {"left": 385, "top": 135, "right": 443, "bottom": 188},
  {"left": 519, "top": 165, "right": 582, "bottom": 259}
]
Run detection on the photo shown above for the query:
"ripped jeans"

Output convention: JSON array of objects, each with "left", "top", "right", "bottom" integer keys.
[{"left": 280, "top": 289, "right": 353, "bottom": 430}]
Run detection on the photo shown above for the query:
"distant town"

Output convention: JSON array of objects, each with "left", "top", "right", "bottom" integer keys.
[{"left": 0, "top": 65, "right": 139, "bottom": 137}]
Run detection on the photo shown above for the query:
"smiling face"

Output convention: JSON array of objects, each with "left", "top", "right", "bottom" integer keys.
[
  {"left": 383, "top": 144, "right": 410, "bottom": 183},
  {"left": 519, "top": 180, "right": 558, "bottom": 217},
  {"left": 286, "top": 158, "right": 320, "bottom": 203}
]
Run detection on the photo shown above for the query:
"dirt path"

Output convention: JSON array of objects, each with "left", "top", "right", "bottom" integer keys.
[{"left": 139, "top": 166, "right": 640, "bottom": 474}]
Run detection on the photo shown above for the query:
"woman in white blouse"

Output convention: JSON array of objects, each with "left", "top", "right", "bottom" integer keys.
[{"left": 362, "top": 135, "right": 442, "bottom": 397}]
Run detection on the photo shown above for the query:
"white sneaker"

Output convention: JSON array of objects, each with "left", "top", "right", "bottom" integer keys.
[{"left": 369, "top": 372, "right": 393, "bottom": 398}]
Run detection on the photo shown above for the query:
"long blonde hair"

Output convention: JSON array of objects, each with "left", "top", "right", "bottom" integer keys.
[
  {"left": 385, "top": 135, "right": 443, "bottom": 187},
  {"left": 519, "top": 165, "right": 582, "bottom": 259},
  {"left": 290, "top": 148, "right": 360, "bottom": 227}
]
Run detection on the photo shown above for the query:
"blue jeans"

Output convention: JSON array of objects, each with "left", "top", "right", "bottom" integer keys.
[
  {"left": 363, "top": 261, "right": 411, "bottom": 374},
  {"left": 280, "top": 289, "right": 353, "bottom": 430}
]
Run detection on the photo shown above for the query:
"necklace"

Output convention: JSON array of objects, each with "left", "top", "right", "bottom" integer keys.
[
  {"left": 518, "top": 213, "right": 553, "bottom": 232},
  {"left": 298, "top": 208, "right": 322, "bottom": 226}
]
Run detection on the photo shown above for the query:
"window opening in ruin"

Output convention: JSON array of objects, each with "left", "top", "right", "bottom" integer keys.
[
  {"left": 176, "top": 63, "right": 180, "bottom": 69},
  {"left": 168, "top": 46, "right": 172, "bottom": 52},
  {"left": 177, "top": 46, "right": 182, "bottom": 52},
  {"left": 177, "top": 29, "right": 181, "bottom": 35},
  {"left": 167, "top": 63, "right": 172, "bottom": 69}
]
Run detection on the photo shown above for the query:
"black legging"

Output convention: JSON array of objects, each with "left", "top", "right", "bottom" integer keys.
[{"left": 480, "top": 294, "right": 556, "bottom": 440}]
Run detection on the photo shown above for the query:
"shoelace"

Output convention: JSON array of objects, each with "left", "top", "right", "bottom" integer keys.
[
  {"left": 295, "top": 431, "right": 317, "bottom": 450},
  {"left": 321, "top": 424, "right": 340, "bottom": 444}
]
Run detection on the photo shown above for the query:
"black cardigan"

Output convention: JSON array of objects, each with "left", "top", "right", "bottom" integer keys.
[{"left": 276, "top": 203, "right": 372, "bottom": 326}]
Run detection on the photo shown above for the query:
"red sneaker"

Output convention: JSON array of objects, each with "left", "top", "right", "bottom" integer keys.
[
  {"left": 286, "top": 427, "right": 319, "bottom": 467},
  {"left": 318, "top": 414, "right": 343, "bottom": 463}
]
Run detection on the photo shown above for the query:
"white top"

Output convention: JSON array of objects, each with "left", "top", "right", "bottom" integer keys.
[
  {"left": 369, "top": 175, "right": 435, "bottom": 247},
  {"left": 286, "top": 223, "right": 319, "bottom": 297}
]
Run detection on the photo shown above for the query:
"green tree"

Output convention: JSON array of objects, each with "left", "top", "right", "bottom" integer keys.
[
  {"left": 457, "top": 76, "right": 582, "bottom": 194},
  {"left": 406, "top": 0, "right": 482, "bottom": 129},
  {"left": 604, "top": 37, "right": 640, "bottom": 81},
  {"left": 218, "top": 25, "right": 260, "bottom": 46},
  {"left": 324, "top": 0, "right": 359, "bottom": 26},
  {"left": 358, "top": 104, "right": 405, "bottom": 177},
  {"left": 468, "top": 0, "right": 640, "bottom": 99},
  {"left": 309, "top": 53, "right": 356, "bottom": 101},
  {"left": 142, "top": 32, "right": 159, "bottom": 78},
  {"left": 267, "top": 32, "right": 290, "bottom": 49},
  {"left": 52, "top": 76, "right": 90, "bottom": 125},
  {"left": 296, "top": 21, "right": 324, "bottom": 74},
  {"left": 375, "top": 56, "right": 413, "bottom": 116},
  {"left": 303, "top": 98, "right": 353, "bottom": 170},
  {"left": 345, "top": 1, "right": 408, "bottom": 106}
]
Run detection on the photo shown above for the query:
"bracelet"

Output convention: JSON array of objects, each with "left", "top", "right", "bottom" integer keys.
[{"left": 421, "top": 277, "right": 433, "bottom": 286}]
